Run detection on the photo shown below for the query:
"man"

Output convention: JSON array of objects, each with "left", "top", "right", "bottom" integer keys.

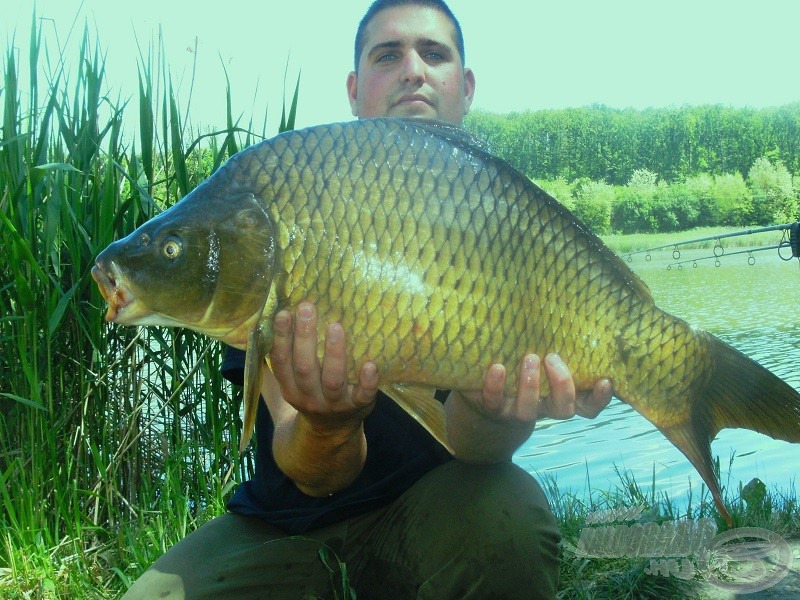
[{"left": 124, "top": 1, "right": 612, "bottom": 598}]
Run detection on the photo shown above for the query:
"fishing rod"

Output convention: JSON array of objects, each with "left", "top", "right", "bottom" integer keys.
[
  {"left": 667, "top": 245, "right": 783, "bottom": 269},
  {"left": 624, "top": 222, "right": 800, "bottom": 266}
]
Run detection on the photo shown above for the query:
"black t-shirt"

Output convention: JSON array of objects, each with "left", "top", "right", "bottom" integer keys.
[{"left": 222, "top": 346, "right": 452, "bottom": 534}]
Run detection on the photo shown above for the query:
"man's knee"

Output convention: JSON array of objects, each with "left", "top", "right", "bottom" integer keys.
[
  {"left": 360, "top": 460, "right": 561, "bottom": 597},
  {"left": 432, "top": 461, "right": 560, "bottom": 559}
]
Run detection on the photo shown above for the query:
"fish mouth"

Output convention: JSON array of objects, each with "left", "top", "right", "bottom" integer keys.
[{"left": 91, "top": 262, "right": 138, "bottom": 323}]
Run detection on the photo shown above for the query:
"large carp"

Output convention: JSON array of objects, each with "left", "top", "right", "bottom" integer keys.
[{"left": 93, "top": 118, "right": 800, "bottom": 526}]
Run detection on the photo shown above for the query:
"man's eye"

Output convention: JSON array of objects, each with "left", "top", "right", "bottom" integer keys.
[
  {"left": 376, "top": 53, "right": 397, "bottom": 62},
  {"left": 425, "top": 52, "right": 445, "bottom": 61}
]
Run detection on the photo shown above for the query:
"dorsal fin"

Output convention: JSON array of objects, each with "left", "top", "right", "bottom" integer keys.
[{"left": 398, "top": 117, "right": 491, "bottom": 153}]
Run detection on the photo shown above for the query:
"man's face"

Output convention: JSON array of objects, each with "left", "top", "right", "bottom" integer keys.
[{"left": 347, "top": 5, "right": 475, "bottom": 125}]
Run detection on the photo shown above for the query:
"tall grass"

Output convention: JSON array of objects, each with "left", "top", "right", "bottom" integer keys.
[{"left": 0, "top": 13, "right": 297, "bottom": 597}]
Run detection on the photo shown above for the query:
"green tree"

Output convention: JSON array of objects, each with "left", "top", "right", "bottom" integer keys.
[
  {"left": 712, "top": 172, "right": 752, "bottom": 226},
  {"left": 748, "top": 157, "right": 796, "bottom": 224},
  {"left": 685, "top": 173, "right": 716, "bottom": 226},
  {"left": 572, "top": 179, "right": 614, "bottom": 233},
  {"left": 652, "top": 181, "right": 700, "bottom": 232},
  {"left": 536, "top": 177, "right": 575, "bottom": 210},
  {"left": 612, "top": 169, "right": 660, "bottom": 233}
]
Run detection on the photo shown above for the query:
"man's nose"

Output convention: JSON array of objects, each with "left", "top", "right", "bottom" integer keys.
[{"left": 401, "top": 51, "right": 426, "bottom": 84}]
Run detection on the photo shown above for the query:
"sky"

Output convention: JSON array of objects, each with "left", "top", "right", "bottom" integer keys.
[{"left": 3, "top": 0, "right": 800, "bottom": 134}]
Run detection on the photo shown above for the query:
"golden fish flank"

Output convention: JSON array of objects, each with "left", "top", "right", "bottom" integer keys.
[{"left": 92, "top": 117, "right": 800, "bottom": 527}]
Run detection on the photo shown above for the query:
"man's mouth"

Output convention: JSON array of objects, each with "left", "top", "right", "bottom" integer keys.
[{"left": 394, "top": 93, "right": 432, "bottom": 107}]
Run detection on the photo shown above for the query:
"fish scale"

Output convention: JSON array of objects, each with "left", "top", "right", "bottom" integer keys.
[{"left": 92, "top": 117, "right": 800, "bottom": 526}]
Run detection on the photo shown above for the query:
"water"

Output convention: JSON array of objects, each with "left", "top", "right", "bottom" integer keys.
[{"left": 513, "top": 246, "right": 800, "bottom": 507}]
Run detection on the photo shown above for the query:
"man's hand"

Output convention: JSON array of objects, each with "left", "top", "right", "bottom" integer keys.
[
  {"left": 446, "top": 354, "right": 613, "bottom": 464},
  {"left": 265, "top": 301, "right": 379, "bottom": 497},
  {"left": 478, "top": 353, "right": 612, "bottom": 422},
  {"left": 268, "top": 301, "right": 379, "bottom": 433}
]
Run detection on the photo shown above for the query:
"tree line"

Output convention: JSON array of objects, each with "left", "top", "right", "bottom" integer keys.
[{"left": 464, "top": 104, "right": 800, "bottom": 233}]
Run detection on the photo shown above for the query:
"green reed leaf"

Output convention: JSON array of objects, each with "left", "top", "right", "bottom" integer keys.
[
  {"left": 34, "top": 162, "right": 82, "bottom": 173},
  {"left": 0, "top": 393, "right": 46, "bottom": 411},
  {"left": 0, "top": 209, "right": 48, "bottom": 283},
  {"left": 47, "top": 282, "right": 80, "bottom": 337},
  {"left": 169, "top": 80, "right": 189, "bottom": 198},
  {"left": 219, "top": 57, "right": 239, "bottom": 158},
  {"left": 138, "top": 65, "right": 155, "bottom": 187},
  {"left": 284, "top": 72, "right": 301, "bottom": 133}
]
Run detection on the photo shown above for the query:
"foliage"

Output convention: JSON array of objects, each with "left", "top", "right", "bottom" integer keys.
[
  {"left": 748, "top": 157, "right": 797, "bottom": 224},
  {"left": 536, "top": 177, "right": 575, "bottom": 210},
  {"left": 468, "top": 105, "right": 800, "bottom": 233},
  {"left": 572, "top": 179, "right": 614, "bottom": 234},
  {"left": 712, "top": 172, "right": 753, "bottom": 226},
  {"left": 466, "top": 104, "right": 800, "bottom": 186},
  {"left": 535, "top": 163, "right": 794, "bottom": 235},
  {"left": 610, "top": 171, "right": 655, "bottom": 234}
]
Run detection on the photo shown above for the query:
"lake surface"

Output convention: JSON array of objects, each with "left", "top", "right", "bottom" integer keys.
[{"left": 513, "top": 245, "right": 800, "bottom": 508}]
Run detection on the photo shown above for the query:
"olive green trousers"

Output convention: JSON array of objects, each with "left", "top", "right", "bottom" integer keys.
[{"left": 122, "top": 461, "right": 560, "bottom": 599}]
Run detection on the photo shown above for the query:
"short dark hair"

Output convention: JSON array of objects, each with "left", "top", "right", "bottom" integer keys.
[{"left": 353, "top": 0, "right": 466, "bottom": 71}]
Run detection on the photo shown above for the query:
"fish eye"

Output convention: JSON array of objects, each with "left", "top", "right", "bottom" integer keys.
[{"left": 162, "top": 237, "right": 182, "bottom": 259}]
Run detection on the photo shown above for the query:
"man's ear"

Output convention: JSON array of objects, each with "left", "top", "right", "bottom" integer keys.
[
  {"left": 463, "top": 68, "right": 476, "bottom": 115},
  {"left": 346, "top": 71, "right": 359, "bottom": 117}
]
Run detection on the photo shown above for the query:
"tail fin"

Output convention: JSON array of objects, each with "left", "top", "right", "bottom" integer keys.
[
  {"left": 661, "top": 335, "right": 800, "bottom": 527},
  {"left": 704, "top": 335, "right": 800, "bottom": 442}
]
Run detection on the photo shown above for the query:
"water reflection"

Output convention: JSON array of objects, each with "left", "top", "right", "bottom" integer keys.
[{"left": 513, "top": 249, "right": 800, "bottom": 507}]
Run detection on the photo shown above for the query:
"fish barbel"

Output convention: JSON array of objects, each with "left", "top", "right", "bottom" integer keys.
[{"left": 92, "top": 118, "right": 800, "bottom": 526}]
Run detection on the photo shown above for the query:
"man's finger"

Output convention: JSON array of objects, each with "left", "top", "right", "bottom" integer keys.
[
  {"left": 352, "top": 361, "right": 379, "bottom": 409},
  {"left": 269, "top": 309, "right": 298, "bottom": 396},
  {"left": 541, "top": 353, "right": 575, "bottom": 419},
  {"left": 291, "top": 302, "right": 323, "bottom": 398},
  {"left": 576, "top": 379, "right": 613, "bottom": 419},
  {"left": 320, "top": 323, "right": 348, "bottom": 401},
  {"left": 513, "top": 354, "right": 540, "bottom": 422},
  {"left": 481, "top": 363, "right": 506, "bottom": 412}
]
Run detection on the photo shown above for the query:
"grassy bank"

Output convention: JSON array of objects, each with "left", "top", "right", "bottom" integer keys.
[
  {"left": 547, "top": 461, "right": 799, "bottom": 598},
  {"left": 2, "top": 17, "right": 797, "bottom": 600}
]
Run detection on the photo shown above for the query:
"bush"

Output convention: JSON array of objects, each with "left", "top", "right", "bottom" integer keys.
[
  {"left": 712, "top": 172, "right": 753, "bottom": 226},
  {"left": 684, "top": 174, "right": 716, "bottom": 226},
  {"left": 573, "top": 179, "right": 614, "bottom": 234},
  {"left": 651, "top": 182, "right": 700, "bottom": 232},
  {"left": 611, "top": 169, "right": 659, "bottom": 233},
  {"left": 612, "top": 188, "right": 656, "bottom": 233},
  {"left": 748, "top": 157, "right": 797, "bottom": 224},
  {"left": 536, "top": 177, "right": 575, "bottom": 211}
]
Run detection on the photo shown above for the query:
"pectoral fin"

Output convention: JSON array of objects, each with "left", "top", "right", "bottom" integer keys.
[
  {"left": 239, "top": 285, "right": 280, "bottom": 453},
  {"left": 240, "top": 322, "right": 271, "bottom": 453},
  {"left": 381, "top": 384, "right": 453, "bottom": 454}
]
